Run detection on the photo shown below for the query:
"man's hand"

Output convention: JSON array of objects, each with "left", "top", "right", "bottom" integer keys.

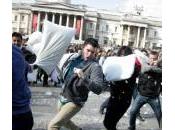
[
  {"left": 30, "top": 64, "right": 38, "bottom": 72},
  {"left": 74, "top": 68, "right": 84, "bottom": 78},
  {"left": 99, "top": 105, "right": 106, "bottom": 115},
  {"left": 33, "top": 64, "right": 38, "bottom": 70}
]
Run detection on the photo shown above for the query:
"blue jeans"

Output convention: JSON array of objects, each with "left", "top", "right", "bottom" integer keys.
[
  {"left": 132, "top": 85, "right": 138, "bottom": 100},
  {"left": 129, "top": 93, "right": 161, "bottom": 130}
]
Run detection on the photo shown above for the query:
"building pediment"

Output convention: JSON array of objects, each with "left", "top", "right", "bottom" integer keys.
[{"left": 32, "top": 2, "right": 85, "bottom": 12}]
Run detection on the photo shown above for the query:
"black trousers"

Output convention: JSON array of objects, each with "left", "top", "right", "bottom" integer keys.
[
  {"left": 103, "top": 96, "right": 132, "bottom": 130},
  {"left": 13, "top": 111, "right": 33, "bottom": 130}
]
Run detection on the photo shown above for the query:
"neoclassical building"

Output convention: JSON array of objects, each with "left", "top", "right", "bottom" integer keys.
[{"left": 12, "top": 0, "right": 162, "bottom": 49}]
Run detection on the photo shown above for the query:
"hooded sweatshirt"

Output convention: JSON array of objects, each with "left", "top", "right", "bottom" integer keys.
[{"left": 12, "top": 45, "right": 31, "bottom": 115}]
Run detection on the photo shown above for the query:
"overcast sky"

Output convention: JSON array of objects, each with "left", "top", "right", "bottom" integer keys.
[
  {"left": 12, "top": 0, "right": 162, "bottom": 18},
  {"left": 71, "top": 0, "right": 161, "bottom": 17}
]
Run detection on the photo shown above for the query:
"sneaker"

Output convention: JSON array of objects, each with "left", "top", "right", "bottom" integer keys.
[{"left": 137, "top": 115, "right": 145, "bottom": 121}]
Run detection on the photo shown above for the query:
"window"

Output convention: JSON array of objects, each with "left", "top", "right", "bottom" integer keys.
[
  {"left": 104, "top": 37, "right": 108, "bottom": 44},
  {"left": 130, "top": 27, "right": 134, "bottom": 34},
  {"left": 154, "top": 31, "right": 157, "bottom": 37},
  {"left": 95, "top": 36, "right": 99, "bottom": 40},
  {"left": 152, "top": 43, "right": 157, "bottom": 49},
  {"left": 128, "top": 42, "right": 134, "bottom": 47},
  {"left": 87, "top": 35, "right": 93, "bottom": 38},
  {"left": 123, "top": 25, "right": 128, "bottom": 30},
  {"left": 19, "top": 28, "right": 25, "bottom": 33},
  {"left": 106, "top": 25, "right": 109, "bottom": 31},
  {"left": 113, "top": 38, "right": 117, "bottom": 44},
  {"left": 14, "top": 15, "right": 17, "bottom": 21},
  {"left": 89, "top": 23, "right": 93, "bottom": 29},
  {"left": 115, "top": 27, "right": 117, "bottom": 32},
  {"left": 146, "top": 30, "right": 149, "bottom": 36},
  {"left": 96, "top": 24, "right": 100, "bottom": 30},
  {"left": 13, "top": 28, "right": 17, "bottom": 32},
  {"left": 21, "top": 15, "right": 25, "bottom": 21}
]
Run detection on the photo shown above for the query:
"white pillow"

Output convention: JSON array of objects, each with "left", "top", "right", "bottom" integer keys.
[
  {"left": 26, "top": 31, "right": 42, "bottom": 55},
  {"left": 34, "top": 20, "right": 76, "bottom": 75},
  {"left": 58, "top": 53, "right": 74, "bottom": 70},
  {"left": 102, "top": 54, "right": 136, "bottom": 81}
]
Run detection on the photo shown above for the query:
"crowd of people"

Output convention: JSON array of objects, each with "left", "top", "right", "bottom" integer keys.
[{"left": 12, "top": 31, "right": 162, "bottom": 130}]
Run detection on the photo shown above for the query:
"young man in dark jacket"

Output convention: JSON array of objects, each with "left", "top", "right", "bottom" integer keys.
[
  {"left": 99, "top": 46, "right": 141, "bottom": 130},
  {"left": 128, "top": 51, "right": 162, "bottom": 130},
  {"left": 12, "top": 45, "right": 34, "bottom": 130},
  {"left": 48, "top": 38, "right": 107, "bottom": 130}
]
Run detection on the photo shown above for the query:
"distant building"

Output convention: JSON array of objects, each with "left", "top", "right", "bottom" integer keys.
[{"left": 12, "top": 1, "right": 162, "bottom": 49}]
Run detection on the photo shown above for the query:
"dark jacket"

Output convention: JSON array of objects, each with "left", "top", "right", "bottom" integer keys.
[
  {"left": 61, "top": 53, "right": 107, "bottom": 105},
  {"left": 138, "top": 66, "right": 162, "bottom": 97},
  {"left": 110, "top": 59, "right": 140, "bottom": 99},
  {"left": 12, "top": 45, "right": 31, "bottom": 115}
]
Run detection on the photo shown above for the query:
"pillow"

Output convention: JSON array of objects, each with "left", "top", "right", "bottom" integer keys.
[
  {"left": 26, "top": 31, "right": 42, "bottom": 55},
  {"left": 34, "top": 20, "right": 76, "bottom": 75},
  {"left": 102, "top": 54, "right": 136, "bottom": 81}
]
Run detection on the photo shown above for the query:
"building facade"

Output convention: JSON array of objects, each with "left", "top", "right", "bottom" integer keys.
[{"left": 12, "top": 1, "right": 162, "bottom": 49}]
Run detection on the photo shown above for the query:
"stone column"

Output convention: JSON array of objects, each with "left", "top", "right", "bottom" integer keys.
[
  {"left": 79, "top": 16, "right": 84, "bottom": 40},
  {"left": 37, "top": 12, "right": 41, "bottom": 31},
  {"left": 93, "top": 22, "right": 97, "bottom": 38},
  {"left": 72, "top": 15, "right": 77, "bottom": 40},
  {"left": 142, "top": 27, "right": 147, "bottom": 48},
  {"left": 29, "top": 12, "right": 33, "bottom": 34},
  {"left": 66, "top": 14, "right": 70, "bottom": 27},
  {"left": 136, "top": 26, "right": 140, "bottom": 48},
  {"left": 45, "top": 12, "right": 48, "bottom": 20},
  {"left": 126, "top": 25, "right": 130, "bottom": 46},
  {"left": 59, "top": 13, "right": 62, "bottom": 25},
  {"left": 17, "top": 14, "right": 21, "bottom": 32},
  {"left": 52, "top": 13, "right": 55, "bottom": 23},
  {"left": 73, "top": 15, "right": 77, "bottom": 28},
  {"left": 119, "top": 25, "right": 123, "bottom": 46},
  {"left": 26, "top": 15, "right": 29, "bottom": 34}
]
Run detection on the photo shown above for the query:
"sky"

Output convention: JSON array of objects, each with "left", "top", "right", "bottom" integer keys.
[
  {"left": 12, "top": 0, "right": 162, "bottom": 17},
  {"left": 71, "top": 0, "right": 162, "bottom": 18}
]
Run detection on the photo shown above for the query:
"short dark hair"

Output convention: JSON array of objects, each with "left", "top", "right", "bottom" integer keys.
[
  {"left": 150, "top": 50, "right": 159, "bottom": 56},
  {"left": 84, "top": 38, "right": 99, "bottom": 48},
  {"left": 12, "top": 32, "right": 22, "bottom": 40},
  {"left": 117, "top": 46, "right": 133, "bottom": 56},
  {"left": 141, "top": 49, "right": 148, "bottom": 56}
]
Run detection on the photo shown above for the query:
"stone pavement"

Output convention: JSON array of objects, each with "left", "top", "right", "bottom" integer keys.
[{"left": 30, "top": 86, "right": 161, "bottom": 130}]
